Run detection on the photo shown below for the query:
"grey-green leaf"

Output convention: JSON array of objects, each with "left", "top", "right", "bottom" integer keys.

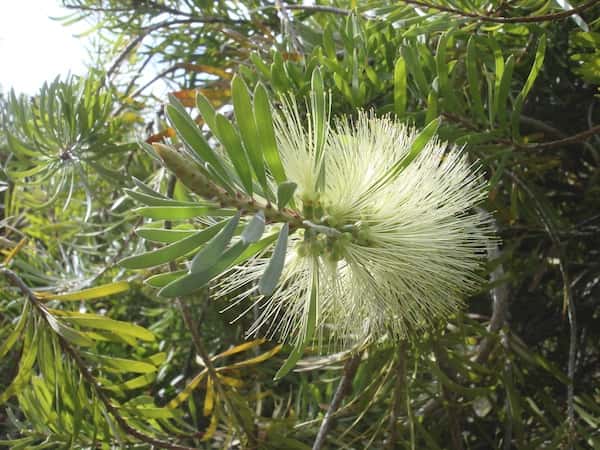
[
  {"left": 241, "top": 211, "right": 265, "bottom": 244},
  {"left": 277, "top": 182, "right": 297, "bottom": 210},
  {"left": 190, "top": 212, "right": 241, "bottom": 273},
  {"left": 259, "top": 223, "right": 289, "bottom": 296}
]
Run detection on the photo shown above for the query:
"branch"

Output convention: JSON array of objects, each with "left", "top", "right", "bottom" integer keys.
[
  {"left": 164, "top": 175, "right": 256, "bottom": 445},
  {"left": 526, "top": 124, "right": 600, "bottom": 150},
  {"left": 558, "top": 257, "right": 577, "bottom": 449},
  {"left": 398, "top": 0, "right": 599, "bottom": 23},
  {"left": 475, "top": 219, "right": 510, "bottom": 364},
  {"left": 312, "top": 353, "right": 362, "bottom": 450},
  {"left": 386, "top": 342, "right": 407, "bottom": 449},
  {"left": 0, "top": 267, "right": 196, "bottom": 450}
]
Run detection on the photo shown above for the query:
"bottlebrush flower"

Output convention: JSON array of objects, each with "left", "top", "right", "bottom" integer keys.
[{"left": 215, "top": 103, "right": 494, "bottom": 350}]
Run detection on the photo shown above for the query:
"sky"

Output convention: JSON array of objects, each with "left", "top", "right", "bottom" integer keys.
[{"left": 0, "top": 0, "right": 89, "bottom": 95}]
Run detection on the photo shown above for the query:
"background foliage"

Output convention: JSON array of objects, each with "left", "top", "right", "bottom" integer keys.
[{"left": 1, "top": 0, "right": 599, "bottom": 448}]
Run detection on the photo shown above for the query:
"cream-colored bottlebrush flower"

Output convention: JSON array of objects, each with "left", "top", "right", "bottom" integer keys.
[{"left": 216, "top": 104, "right": 493, "bottom": 350}]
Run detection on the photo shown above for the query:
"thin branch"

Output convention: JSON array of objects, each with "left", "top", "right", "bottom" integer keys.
[
  {"left": 475, "top": 218, "right": 510, "bottom": 364},
  {"left": 164, "top": 175, "right": 256, "bottom": 445},
  {"left": 527, "top": 123, "right": 600, "bottom": 150},
  {"left": 106, "top": 33, "right": 149, "bottom": 80},
  {"left": 0, "top": 267, "right": 196, "bottom": 450},
  {"left": 558, "top": 257, "right": 577, "bottom": 449},
  {"left": 386, "top": 342, "right": 407, "bottom": 450},
  {"left": 312, "top": 353, "right": 362, "bottom": 450},
  {"left": 277, "top": 4, "right": 353, "bottom": 16},
  {"left": 399, "top": 0, "right": 599, "bottom": 23}
]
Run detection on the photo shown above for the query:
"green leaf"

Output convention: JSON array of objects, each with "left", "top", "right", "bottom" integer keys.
[
  {"left": 0, "top": 302, "right": 30, "bottom": 360},
  {"left": 495, "top": 55, "right": 515, "bottom": 129},
  {"left": 145, "top": 270, "right": 187, "bottom": 288},
  {"left": 37, "top": 281, "right": 130, "bottom": 302},
  {"left": 160, "top": 233, "right": 278, "bottom": 298},
  {"left": 277, "top": 181, "right": 297, "bottom": 210},
  {"left": 311, "top": 68, "right": 327, "bottom": 176},
  {"left": 196, "top": 93, "right": 218, "bottom": 133},
  {"left": 62, "top": 314, "right": 155, "bottom": 342},
  {"left": 166, "top": 96, "right": 228, "bottom": 180},
  {"left": 253, "top": 83, "right": 286, "bottom": 184},
  {"left": 274, "top": 345, "right": 304, "bottom": 381},
  {"left": 135, "top": 227, "right": 197, "bottom": 243},
  {"left": 114, "top": 373, "right": 156, "bottom": 391},
  {"left": 274, "top": 252, "right": 316, "bottom": 380},
  {"left": 466, "top": 37, "right": 486, "bottom": 124},
  {"left": 241, "top": 211, "right": 265, "bottom": 244},
  {"left": 215, "top": 114, "right": 254, "bottom": 195},
  {"left": 134, "top": 205, "right": 235, "bottom": 220},
  {"left": 259, "top": 223, "right": 289, "bottom": 296},
  {"left": 511, "top": 36, "right": 546, "bottom": 140},
  {"left": 393, "top": 56, "right": 407, "bottom": 117},
  {"left": 403, "top": 44, "right": 429, "bottom": 97},
  {"left": 436, "top": 29, "right": 459, "bottom": 111},
  {"left": 85, "top": 354, "right": 157, "bottom": 374},
  {"left": 232, "top": 75, "right": 270, "bottom": 197},
  {"left": 125, "top": 189, "right": 206, "bottom": 208},
  {"left": 397, "top": 118, "right": 440, "bottom": 173},
  {"left": 46, "top": 316, "right": 95, "bottom": 347},
  {"left": 190, "top": 212, "right": 241, "bottom": 273},
  {"left": 0, "top": 325, "right": 38, "bottom": 406},
  {"left": 120, "top": 221, "right": 229, "bottom": 270}
]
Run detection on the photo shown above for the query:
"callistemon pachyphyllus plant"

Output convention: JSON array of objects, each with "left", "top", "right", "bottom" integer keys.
[
  {"left": 150, "top": 90, "right": 493, "bottom": 355},
  {"left": 213, "top": 103, "right": 494, "bottom": 350}
]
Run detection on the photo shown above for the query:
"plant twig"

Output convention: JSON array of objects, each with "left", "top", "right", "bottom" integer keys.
[
  {"left": 164, "top": 174, "right": 256, "bottom": 445},
  {"left": 558, "top": 257, "right": 577, "bottom": 449},
  {"left": 527, "top": 123, "right": 600, "bottom": 150},
  {"left": 0, "top": 267, "right": 196, "bottom": 450},
  {"left": 386, "top": 342, "right": 407, "bottom": 449},
  {"left": 312, "top": 353, "right": 362, "bottom": 450},
  {"left": 399, "top": 0, "right": 599, "bottom": 23}
]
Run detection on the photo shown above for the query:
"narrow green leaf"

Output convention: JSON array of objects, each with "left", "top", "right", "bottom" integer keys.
[
  {"left": 277, "top": 181, "right": 297, "bottom": 210},
  {"left": 38, "top": 281, "right": 130, "bottom": 302},
  {"left": 159, "top": 233, "right": 278, "bottom": 298},
  {"left": 397, "top": 118, "right": 440, "bottom": 173},
  {"left": 0, "top": 325, "right": 38, "bottom": 406},
  {"left": 190, "top": 212, "right": 241, "bottom": 273},
  {"left": 135, "top": 227, "right": 197, "bottom": 243},
  {"left": 215, "top": 114, "right": 254, "bottom": 195},
  {"left": 160, "top": 240, "right": 248, "bottom": 297},
  {"left": 196, "top": 93, "right": 218, "bottom": 133},
  {"left": 114, "top": 373, "right": 156, "bottom": 391},
  {"left": 393, "top": 56, "right": 407, "bottom": 117},
  {"left": 403, "top": 45, "right": 429, "bottom": 97},
  {"left": 0, "top": 302, "right": 29, "bottom": 360},
  {"left": 166, "top": 97, "right": 228, "bottom": 180},
  {"left": 145, "top": 270, "right": 187, "bottom": 288},
  {"left": 254, "top": 83, "right": 286, "bottom": 184},
  {"left": 85, "top": 354, "right": 157, "bottom": 374},
  {"left": 134, "top": 205, "right": 235, "bottom": 220},
  {"left": 259, "top": 224, "right": 289, "bottom": 296},
  {"left": 274, "top": 345, "right": 303, "bottom": 381},
  {"left": 466, "top": 37, "right": 486, "bottom": 124},
  {"left": 495, "top": 55, "right": 515, "bottom": 129},
  {"left": 425, "top": 89, "right": 438, "bottom": 125},
  {"left": 120, "top": 221, "right": 229, "bottom": 269},
  {"left": 311, "top": 68, "right": 327, "bottom": 163},
  {"left": 511, "top": 36, "right": 546, "bottom": 140},
  {"left": 63, "top": 314, "right": 155, "bottom": 342},
  {"left": 125, "top": 189, "right": 207, "bottom": 208},
  {"left": 232, "top": 75, "right": 270, "bottom": 196},
  {"left": 436, "top": 30, "right": 459, "bottom": 111},
  {"left": 305, "top": 267, "right": 318, "bottom": 345}
]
